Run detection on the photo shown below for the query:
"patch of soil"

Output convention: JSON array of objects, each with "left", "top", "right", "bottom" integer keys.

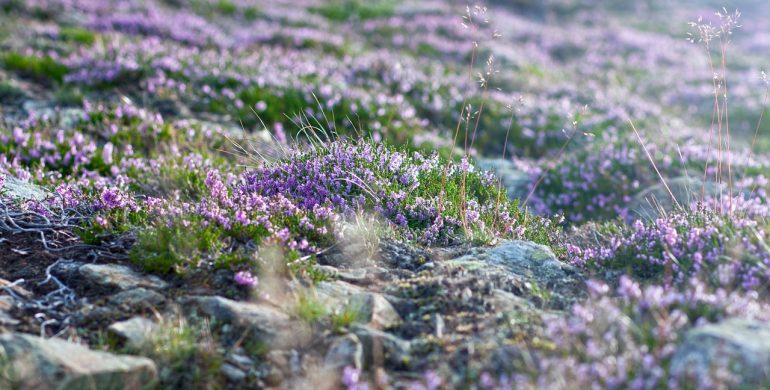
[{"left": 0, "top": 231, "right": 61, "bottom": 295}]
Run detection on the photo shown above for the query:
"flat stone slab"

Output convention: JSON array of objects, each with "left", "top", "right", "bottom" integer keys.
[
  {"left": 183, "top": 296, "right": 304, "bottom": 347},
  {"left": 1, "top": 176, "right": 50, "bottom": 201},
  {"left": 671, "top": 318, "right": 770, "bottom": 387},
  {"left": 0, "top": 332, "right": 156, "bottom": 390},
  {"left": 108, "top": 317, "right": 158, "bottom": 348},
  {"left": 79, "top": 263, "right": 168, "bottom": 291},
  {"left": 451, "top": 241, "right": 572, "bottom": 285},
  {"left": 109, "top": 288, "right": 166, "bottom": 308}
]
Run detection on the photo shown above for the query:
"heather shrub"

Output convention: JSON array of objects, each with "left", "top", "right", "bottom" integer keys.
[
  {"left": 529, "top": 132, "right": 770, "bottom": 223},
  {"left": 529, "top": 135, "right": 659, "bottom": 222},
  {"left": 0, "top": 102, "right": 231, "bottom": 184},
  {"left": 568, "top": 200, "right": 770, "bottom": 291},
  {"left": 241, "top": 140, "right": 558, "bottom": 245},
  {"left": 527, "top": 277, "right": 770, "bottom": 389},
  {"left": 125, "top": 139, "right": 559, "bottom": 274}
]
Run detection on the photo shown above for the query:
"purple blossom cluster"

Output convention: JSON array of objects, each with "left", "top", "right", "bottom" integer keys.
[
  {"left": 16, "top": 0, "right": 766, "bottom": 158},
  {"left": 567, "top": 203, "right": 770, "bottom": 291},
  {"left": 526, "top": 133, "right": 770, "bottom": 223},
  {"left": 240, "top": 140, "right": 542, "bottom": 245},
  {"left": 528, "top": 276, "right": 770, "bottom": 389}
]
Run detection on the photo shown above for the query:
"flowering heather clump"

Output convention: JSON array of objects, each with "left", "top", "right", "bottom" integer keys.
[
  {"left": 233, "top": 270, "right": 258, "bottom": 287},
  {"left": 527, "top": 277, "right": 770, "bottom": 389},
  {"left": 529, "top": 132, "right": 770, "bottom": 223},
  {"left": 242, "top": 140, "right": 558, "bottom": 245},
  {"left": 129, "top": 140, "right": 559, "bottom": 273},
  {"left": 528, "top": 135, "right": 653, "bottom": 222},
  {"left": 567, "top": 202, "right": 770, "bottom": 291}
]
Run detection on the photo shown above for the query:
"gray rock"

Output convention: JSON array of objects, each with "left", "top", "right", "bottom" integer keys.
[
  {"left": 79, "top": 263, "right": 168, "bottom": 291},
  {"left": 451, "top": 241, "right": 572, "bottom": 286},
  {"left": 350, "top": 293, "right": 401, "bottom": 329},
  {"left": 315, "top": 281, "right": 365, "bottom": 307},
  {"left": 491, "top": 289, "right": 536, "bottom": 313},
  {"left": 109, "top": 288, "right": 166, "bottom": 308},
  {"left": 630, "top": 176, "right": 723, "bottom": 220},
  {"left": 57, "top": 108, "right": 87, "bottom": 128},
  {"left": 183, "top": 296, "right": 301, "bottom": 346},
  {"left": 107, "top": 317, "right": 158, "bottom": 348},
  {"left": 314, "top": 265, "right": 341, "bottom": 279},
  {"left": 1, "top": 176, "right": 49, "bottom": 202},
  {"left": 351, "top": 324, "right": 410, "bottom": 368},
  {"left": 476, "top": 158, "right": 531, "bottom": 200},
  {"left": 324, "top": 334, "right": 363, "bottom": 370},
  {"left": 220, "top": 363, "right": 247, "bottom": 382},
  {"left": 0, "top": 332, "right": 156, "bottom": 390},
  {"left": 227, "top": 352, "right": 255, "bottom": 369},
  {"left": 0, "top": 296, "right": 18, "bottom": 326},
  {"left": 671, "top": 318, "right": 770, "bottom": 387}
]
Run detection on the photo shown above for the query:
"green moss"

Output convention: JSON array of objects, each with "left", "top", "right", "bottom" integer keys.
[
  {"left": 2, "top": 52, "right": 68, "bottom": 85},
  {"left": 53, "top": 86, "right": 84, "bottom": 106},
  {"left": 215, "top": 0, "right": 237, "bottom": 15},
  {"left": 243, "top": 6, "right": 261, "bottom": 20},
  {"left": 59, "top": 27, "right": 97, "bottom": 45},
  {"left": 310, "top": 0, "right": 396, "bottom": 21}
]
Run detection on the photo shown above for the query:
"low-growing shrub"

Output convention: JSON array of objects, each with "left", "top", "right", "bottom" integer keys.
[
  {"left": 122, "top": 139, "right": 559, "bottom": 274},
  {"left": 568, "top": 199, "right": 770, "bottom": 291}
]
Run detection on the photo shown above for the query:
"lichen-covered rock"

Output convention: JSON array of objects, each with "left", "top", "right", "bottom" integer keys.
[
  {"left": 351, "top": 324, "right": 411, "bottom": 369},
  {"left": 182, "top": 296, "right": 306, "bottom": 347},
  {"left": 108, "top": 287, "right": 166, "bottom": 308},
  {"left": 671, "top": 318, "right": 770, "bottom": 387},
  {"left": 107, "top": 317, "right": 158, "bottom": 348},
  {"left": 1, "top": 176, "right": 50, "bottom": 201},
  {"left": 450, "top": 240, "right": 576, "bottom": 288},
  {"left": 350, "top": 293, "right": 402, "bottom": 329},
  {"left": 314, "top": 280, "right": 365, "bottom": 307},
  {"left": 0, "top": 333, "right": 156, "bottom": 390},
  {"left": 325, "top": 334, "right": 363, "bottom": 370},
  {"left": 78, "top": 263, "right": 169, "bottom": 291}
]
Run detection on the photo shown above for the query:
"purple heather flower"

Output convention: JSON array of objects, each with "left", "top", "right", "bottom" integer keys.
[
  {"left": 100, "top": 187, "right": 126, "bottom": 209},
  {"left": 234, "top": 271, "right": 258, "bottom": 288},
  {"left": 102, "top": 142, "right": 114, "bottom": 165},
  {"left": 460, "top": 156, "right": 470, "bottom": 172},
  {"left": 341, "top": 366, "right": 368, "bottom": 390},
  {"left": 235, "top": 210, "right": 249, "bottom": 225}
]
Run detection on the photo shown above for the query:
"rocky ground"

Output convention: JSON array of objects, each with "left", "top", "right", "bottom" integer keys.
[{"left": 2, "top": 0, "right": 770, "bottom": 389}]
